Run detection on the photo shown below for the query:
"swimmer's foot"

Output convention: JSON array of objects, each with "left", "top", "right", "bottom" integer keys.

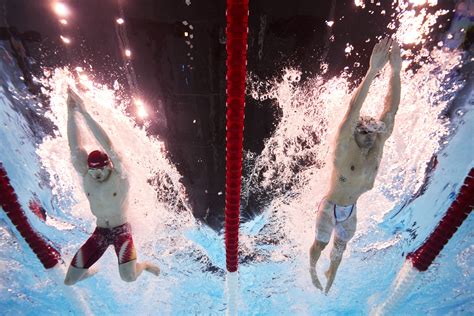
[
  {"left": 144, "top": 263, "right": 160, "bottom": 277},
  {"left": 309, "top": 267, "right": 323, "bottom": 291},
  {"left": 324, "top": 269, "right": 335, "bottom": 294}
]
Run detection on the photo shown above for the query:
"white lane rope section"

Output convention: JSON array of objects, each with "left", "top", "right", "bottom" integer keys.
[
  {"left": 371, "top": 261, "right": 419, "bottom": 316},
  {"left": 48, "top": 263, "right": 94, "bottom": 316},
  {"left": 225, "top": 271, "right": 239, "bottom": 316}
]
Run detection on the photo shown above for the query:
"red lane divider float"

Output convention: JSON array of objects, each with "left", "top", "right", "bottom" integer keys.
[
  {"left": 372, "top": 168, "right": 474, "bottom": 315},
  {"left": 0, "top": 163, "right": 61, "bottom": 269},
  {"left": 225, "top": 0, "right": 249, "bottom": 273},
  {"left": 408, "top": 168, "right": 474, "bottom": 271}
]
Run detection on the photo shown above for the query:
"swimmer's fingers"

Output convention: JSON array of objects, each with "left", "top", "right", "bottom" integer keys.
[
  {"left": 67, "top": 88, "right": 85, "bottom": 111},
  {"left": 381, "top": 37, "right": 391, "bottom": 56},
  {"left": 67, "top": 89, "right": 77, "bottom": 110},
  {"left": 75, "top": 80, "right": 88, "bottom": 92},
  {"left": 389, "top": 41, "right": 402, "bottom": 71},
  {"left": 385, "top": 37, "right": 392, "bottom": 50},
  {"left": 373, "top": 40, "right": 382, "bottom": 53},
  {"left": 374, "top": 37, "right": 390, "bottom": 55},
  {"left": 391, "top": 41, "right": 401, "bottom": 54}
]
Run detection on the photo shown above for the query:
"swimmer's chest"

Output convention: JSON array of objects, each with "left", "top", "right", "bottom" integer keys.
[
  {"left": 336, "top": 143, "right": 382, "bottom": 185},
  {"left": 83, "top": 173, "right": 126, "bottom": 206}
]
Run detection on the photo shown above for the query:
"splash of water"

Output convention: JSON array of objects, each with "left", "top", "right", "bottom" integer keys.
[
  {"left": 36, "top": 67, "right": 196, "bottom": 262},
  {"left": 246, "top": 36, "right": 464, "bottom": 265},
  {"left": 395, "top": 1, "right": 450, "bottom": 46}
]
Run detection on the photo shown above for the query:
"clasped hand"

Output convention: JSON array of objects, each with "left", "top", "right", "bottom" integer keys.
[
  {"left": 67, "top": 87, "right": 85, "bottom": 112},
  {"left": 369, "top": 37, "right": 402, "bottom": 73}
]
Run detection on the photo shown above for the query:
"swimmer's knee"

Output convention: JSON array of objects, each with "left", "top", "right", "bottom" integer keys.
[
  {"left": 64, "top": 278, "right": 74, "bottom": 286},
  {"left": 330, "top": 240, "right": 348, "bottom": 261},
  {"left": 64, "top": 276, "right": 77, "bottom": 286},
  {"left": 334, "top": 238, "right": 348, "bottom": 250},
  {"left": 330, "top": 249, "right": 344, "bottom": 262},
  {"left": 64, "top": 265, "right": 85, "bottom": 286},
  {"left": 119, "top": 270, "right": 137, "bottom": 282},
  {"left": 120, "top": 274, "right": 137, "bottom": 282},
  {"left": 312, "top": 240, "right": 329, "bottom": 251}
]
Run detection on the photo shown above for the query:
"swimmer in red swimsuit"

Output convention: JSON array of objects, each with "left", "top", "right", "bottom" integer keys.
[
  {"left": 64, "top": 88, "right": 160, "bottom": 285},
  {"left": 71, "top": 223, "right": 137, "bottom": 270}
]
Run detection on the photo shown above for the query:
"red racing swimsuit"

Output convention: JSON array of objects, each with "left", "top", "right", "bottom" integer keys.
[{"left": 71, "top": 223, "right": 137, "bottom": 269}]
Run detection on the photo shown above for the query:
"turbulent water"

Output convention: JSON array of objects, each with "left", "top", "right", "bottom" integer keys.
[{"left": 1, "top": 0, "right": 473, "bottom": 314}]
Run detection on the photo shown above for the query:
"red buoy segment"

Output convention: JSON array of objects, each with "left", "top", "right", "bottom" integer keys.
[
  {"left": 408, "top": 168, "right": 474, "bottom": 271},
  {"left": 225, "top": 0, "right": 249, "bottom": 273},
  {"left": 0, "top": 163, "right": 61, "bottom": 269}
]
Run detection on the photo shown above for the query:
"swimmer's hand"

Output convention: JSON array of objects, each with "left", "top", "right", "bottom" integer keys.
[
  {"left": 369, "top": 37, "right": 391, "bottom": 72},
  {"left": 390, "top": 41, "right": 402, "bottom": 72},
  {"left": 324, "top": 270, "right": 333, "bottom": 294},
  {"left": 309, "top": 267, "right": 324, "bottom": 291},
  {"left": 67, "top": 87, "right": 85, "bottom": 112}
]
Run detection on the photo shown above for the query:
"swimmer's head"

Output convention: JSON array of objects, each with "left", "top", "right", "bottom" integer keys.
[
  {"left": 87, "top": 150, "right": 110, "bottom": 168},
  {"left": 87, "top": 150, "right": 111, "bottom": 182},
  {"left": 354, "top": 116, "right": 385, "bottom": 148},
  {"left": 355, "top": 116, "right": 386, "bottom": 134}
]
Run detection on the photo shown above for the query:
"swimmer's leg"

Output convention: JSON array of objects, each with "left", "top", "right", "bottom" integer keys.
[
  {"left": 118, "top": 260, "right": 160, "bottom": 282},
  {"left": 310, "top": 240, "right": 328, "bottom": 291},
  {"left": 64, "top": 231, "right": 107, "bottom": 286},
  {"left": 114, "top": 232, "right": 160, "bottom": 282},
  {"left": 310, "top": 200, "right": 334, "bottom": 291},
  {"left": 324, "top": 207, "right": 357, "bottom": 293},
  {"left": 324, "top": 237, "right": 347, "bottom": 294},
  {"left": 64, "top": 265, "right": 98, "bottom": 285}
]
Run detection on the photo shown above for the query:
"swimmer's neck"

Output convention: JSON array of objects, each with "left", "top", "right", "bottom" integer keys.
[
  {"left": 87, "top": 169, "right": 113, "bottom": 183},
  {"left": 357, "top": 147, "right": 371, "bottom": 156},
  {"left": 95, "top": 215, "right": 127, "bottom": 228}
]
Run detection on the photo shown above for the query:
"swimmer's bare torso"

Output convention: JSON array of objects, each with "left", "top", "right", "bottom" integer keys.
[
  {"left": 324, "top": 39, "right": 401, "bottom": 207},
  {"left": 83, "top": 168, "right": 129, "bottom": 228},
  {"left": 326, "top": 133, "right": 386, "bottom": 205},
  {"left": 309, "top": 37, "right": 401, "bottom": 294},
  {"left": 67, "top": 88, "right": 129, "bottom": 228},
  {"left": 65, "top": 87, "right": 161, "bottom": 286}
]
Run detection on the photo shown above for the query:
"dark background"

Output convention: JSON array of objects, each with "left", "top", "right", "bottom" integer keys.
[{"left": 3, "top": 0, "right": 456, "bottom": 229}]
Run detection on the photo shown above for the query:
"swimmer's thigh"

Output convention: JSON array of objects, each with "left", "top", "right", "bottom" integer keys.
[
  {"left": 314, "top": 200, "right": 335, "bottom": 243},
  {"left": 71, "top": 231, "right": 108, "bottom": 269},
  {"left": 335, "top": 209, "right": 357, "bottom": 242}
]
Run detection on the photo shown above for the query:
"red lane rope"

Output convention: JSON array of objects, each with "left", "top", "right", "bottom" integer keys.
[
  {"left": 224, "top": 0, "right": 249, "bottom": 273},
  {"left": 408, "top": 168, "right": 474, "bottom": 271},
  {"left": 0, "top": 163, "right": 61, "bottom": 269}
]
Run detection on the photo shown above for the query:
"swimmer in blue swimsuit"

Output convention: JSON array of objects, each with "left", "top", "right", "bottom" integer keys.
[{"left": 309, "top": 37, "right": 402, "bottom": 294}]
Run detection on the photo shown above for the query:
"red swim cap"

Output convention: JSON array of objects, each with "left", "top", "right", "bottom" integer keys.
[{"left": 87, "top": 150, "right": 110, "bottom": 169}]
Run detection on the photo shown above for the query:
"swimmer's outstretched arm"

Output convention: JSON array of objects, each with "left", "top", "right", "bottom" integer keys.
[
  {"left": 379, "top": 41, "right": 402, "bottom": 139},
  {"left": 339, "top": 38, "right": 392, "bottom": 136},
  {"left": 67, "top": 88, "right": 88, "bottom": 175},
  {"left": 69, "top": 89, "right": 124, "bottom": 173}
]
